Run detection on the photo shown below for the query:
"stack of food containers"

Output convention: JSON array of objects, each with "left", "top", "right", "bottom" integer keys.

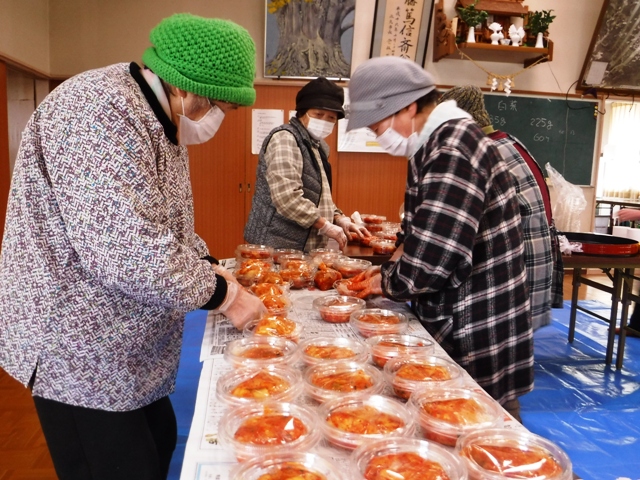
[{"left": 215, "top": 243, "right": 572, "bottom": 480}]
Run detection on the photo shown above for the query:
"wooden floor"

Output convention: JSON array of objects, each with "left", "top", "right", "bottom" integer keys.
[{"left": 0, "top": 272, "right": 614, "bottom": 478}]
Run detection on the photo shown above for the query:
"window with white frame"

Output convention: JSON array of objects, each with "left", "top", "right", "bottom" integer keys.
[{"left": 598, "top": 101, "right": 640, "bottom": 199}]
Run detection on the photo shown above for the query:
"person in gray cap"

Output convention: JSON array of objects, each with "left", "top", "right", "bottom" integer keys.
[
  {"left": 345, "top": 57, "right": 533, "bottom": 422},
  {"left": 245, "top": 77, "right": 369, "bottom": 251}
]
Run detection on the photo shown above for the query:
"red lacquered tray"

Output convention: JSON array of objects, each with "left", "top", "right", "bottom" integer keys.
[{"left": 564, "top": 232, "right": 640, "bottom": 256}]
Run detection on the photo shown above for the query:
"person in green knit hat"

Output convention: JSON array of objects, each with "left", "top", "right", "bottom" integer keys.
[{"left": 0, "top": 13, "right": 263, "bottom": 480}]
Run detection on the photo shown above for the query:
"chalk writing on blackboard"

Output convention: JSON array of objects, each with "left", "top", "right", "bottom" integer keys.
[{"left": 483, "top": 94, "right": 599, "bottom": 185}]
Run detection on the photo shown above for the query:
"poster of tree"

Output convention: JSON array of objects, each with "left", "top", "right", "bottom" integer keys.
[
  {"left": 265, "top": 0, "right": 355, "bottom": 79},
  {"left": 579, "top": 0, "right": 640, "bottom": 93}
]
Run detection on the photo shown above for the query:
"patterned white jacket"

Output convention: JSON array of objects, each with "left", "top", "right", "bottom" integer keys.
[{"left": 0, "top": 63, "right": 223, "bottom": 411}]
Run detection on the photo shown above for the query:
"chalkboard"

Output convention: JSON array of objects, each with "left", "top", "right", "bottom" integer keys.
[{"left": 483, "top": 93, "right": 600, "bottom": 185}]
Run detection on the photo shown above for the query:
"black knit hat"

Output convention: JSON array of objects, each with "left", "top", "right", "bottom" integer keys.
[{"left": 295, "top": 77, "right": 345, "bottom": 119}]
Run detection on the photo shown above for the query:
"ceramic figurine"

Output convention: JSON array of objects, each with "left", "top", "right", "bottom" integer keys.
[
  {"left": 488, "top": 22, "right": 504, "bottom": 45},
  {"left": 509, "top": 24, "right": 525, "bottom": 47}
]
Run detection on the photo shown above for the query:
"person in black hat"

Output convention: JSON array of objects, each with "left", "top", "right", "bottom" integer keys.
[{"left": 244, "top": 77, "right": 369, "bottom": 251}]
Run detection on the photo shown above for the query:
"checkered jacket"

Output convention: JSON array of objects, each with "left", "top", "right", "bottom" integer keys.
[
  {"left": 384, "top": 116, "right": 534, "bottom": 405},
  {"left": 492, "top": 135, "right": 553, "bottom": 330},
  {"left": 244, "top": 117, "right": 341, "bottom": 251}
]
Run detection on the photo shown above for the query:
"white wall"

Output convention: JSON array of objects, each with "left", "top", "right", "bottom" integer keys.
[
  {"left": 49, "top": 0, "right": 265, "bottom": 78},
  {"left": 0, "top": 0, "right": 50, "bottom": 74},
  {"left": 46, "top": 0, "right": 605, "bottom": 94}
]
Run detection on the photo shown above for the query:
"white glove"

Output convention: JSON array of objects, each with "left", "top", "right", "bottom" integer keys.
[
  {"left": 318, "top": 222, "right": 347, "bottom": 249},
  {"left": 335, "top": 216, "right": 370, "bottom": 239},
  {"left": 214, "top": 282, "right": 267, "bottom": 330},
  {"left": 212, "top": 264, "right": 240, "bottom": 286}
]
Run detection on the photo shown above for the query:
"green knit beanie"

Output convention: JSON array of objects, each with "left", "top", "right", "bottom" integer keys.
[{"left": 142, "top": 13, "right": 256, "bottom": 106}]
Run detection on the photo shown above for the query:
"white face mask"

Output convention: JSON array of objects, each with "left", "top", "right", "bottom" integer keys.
[
  {"left": 178, "top": 97, "right": 225, "bottom": 145},
  {"left": 305, "top": 115, "right": 335, "bottom": 140},
  {"left": 376, "top": 115, "right": 418, "bottom": 157}
]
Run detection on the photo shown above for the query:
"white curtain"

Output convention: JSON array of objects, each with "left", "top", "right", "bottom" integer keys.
[{"left": 599, "top": 102, "right": 640, "bottom": 199}]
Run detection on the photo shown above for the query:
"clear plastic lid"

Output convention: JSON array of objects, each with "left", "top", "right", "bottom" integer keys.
[
  {"left": 365, "top": 334, "right": 435, "bottom": 368},
  {"left": 311, "top": 251, "right": 345, "bottom": 269},
  {"left": 456, "top": 427, "right": 573, "bottom": 480},
  {"left": 298, "top": 336, "right": 369, "bottom": 367},
  {"left": 333, "top": 257, "right": 372, "bottom": 278},
  {"left": 350, "top": 436, "right": 468, "bottom": 480},
  {"left": 234, "top": 259, "right": 275, "bottom": 287},
  {"left": 272, "top": 248, "right": 304, "bottom": 264},
  {"left": 375, "top": 230, "right": 399, "bottom": 241},
  {"left": 380, "top": 221, "right": 401, "bottom": 232},
  {"left": 230, "top": 451, "right": 349, "bottom": 480},
  {"left": 260, "top": 271, "right": 290, "bottom": 285},
  {"left": 223, "top": 336, "right": 300, "bottom": 369},
  {"left": 359, "top": 235, "right": 377, "bottom": 247},
  {"left": 383, "top": 355, "right": 464, "bottom": 400},
  {"left": 303, "top": 361, "right": 384, "bottom": 403},
  {"left": 319, "top": 394, "right": 415, "bottom": 450},
  {"left": 257, "top": 293, "right": 292, "bottom": 316},
  {"left": 277, "top": 253, "right": 312, "bottom": 266},
  {"left": 312, "top": 294, "right": 366, "bottom": 324},
  {"left": 360, "top": 214, "right": 387, "bottom": 224},
  {"left": 217, "top": 401, "right": 321, "bottom": 463},
  {"left": 243, "top": 314, "right": 303, "bottom": 343},
  {"left": 350, "top": 308, "right": 409, "bottom": 338},
  {"left": 409, "top": 386, "right": 504, "bottom": 447},
  {"left": 249, "top": 282, "right": 289, "bottom": 297},
  {"left": 278, "top": 254, "right": 317, "bottom": 289},
  {"left": 370, "top": 238, "right": 397, "bottom": 255},
  {"left": 365, "top": 224, "right": 384, "bottom": 233},
  {"left": 333, "top": 278, "right": 361, "bottom": 297},
  {"left": 235, "top": 244, "right": 274, "bottom": 260},
  {"left": 216, "top": 365, "right": 303, "bottom": 408},
  {"left": 309, "top": 247, "right": 341, "bottom": 257},
  {"left": 313, "top": 264, "right": 344, "bottom": 291}
]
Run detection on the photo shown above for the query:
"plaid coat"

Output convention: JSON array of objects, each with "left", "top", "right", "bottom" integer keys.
[
  {"left": 0, "top": 63, "right": 221, "bottom": 411},
  {"left": 382, "top": 109, "right": 534, "bottom": 405},
  {"left": 244, "top": 117, "right": 341, "bottom": 251},
  {"left": 492, "top": 135, "right": 553, "bottom": 330}
]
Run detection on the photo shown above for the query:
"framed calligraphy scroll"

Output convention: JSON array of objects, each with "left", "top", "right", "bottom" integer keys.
[{"left": 370, "top": 0, "right": 435, "bottom": 64}]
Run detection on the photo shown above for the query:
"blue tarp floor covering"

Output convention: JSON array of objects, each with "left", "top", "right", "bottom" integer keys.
[
  {"left": 169, "top": 302, "right": 640, "bottom": 479},
  {"left": 521, "top": 300, "right": 640, "bottom": 480}
]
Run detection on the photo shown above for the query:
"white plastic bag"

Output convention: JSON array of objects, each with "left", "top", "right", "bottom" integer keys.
[{"left": 546, "top": 163, "right": 587, "bottom": 232}]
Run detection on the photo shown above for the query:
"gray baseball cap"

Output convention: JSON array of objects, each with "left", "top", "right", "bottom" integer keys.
[{"left": 346, "top": 56, "right": 436, "bottom": 131}]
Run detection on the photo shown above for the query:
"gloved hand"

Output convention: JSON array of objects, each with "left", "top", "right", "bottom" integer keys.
[
  {"left": 318, "top": 221, "right": 348, "bottom": 250},
  {"left": 350, "top": 265, "right": 382, "bottom": 283},
  {"left": 212, "top": 264, "right": 240, "bottom": 286},
  {"left": 335, "top": 216, "right": 370, "bottom": 240},
  {"left": 348, "top": 272, "right": 383, "bottom": 299},
  {"left": 214, "top": 282, "right": 267, "bottom": 330}
]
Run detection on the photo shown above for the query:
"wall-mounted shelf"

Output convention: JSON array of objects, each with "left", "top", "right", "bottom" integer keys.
[
  {"left": 432, "top": 0, "right": 553, "bottom": 67},
  {"left": 455, "top": 41, "right": 553, "bottom": 66}
]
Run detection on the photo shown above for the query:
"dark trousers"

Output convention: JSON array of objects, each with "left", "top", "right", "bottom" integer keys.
[{"left": 33, "top": 395, "right": 177, "bottom": 480}]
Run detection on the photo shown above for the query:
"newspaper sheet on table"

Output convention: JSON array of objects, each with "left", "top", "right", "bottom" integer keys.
[{"left": 184, "top": 279, "right": 523, "bottom": 478}]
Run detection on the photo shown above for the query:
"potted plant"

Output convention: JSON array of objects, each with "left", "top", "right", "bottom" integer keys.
[
  {"left": 457, "top": 0, "right": 489, "bottom": 44},
  {"left": 525, "top": 10, "right": 555, "bottom": 48}
]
